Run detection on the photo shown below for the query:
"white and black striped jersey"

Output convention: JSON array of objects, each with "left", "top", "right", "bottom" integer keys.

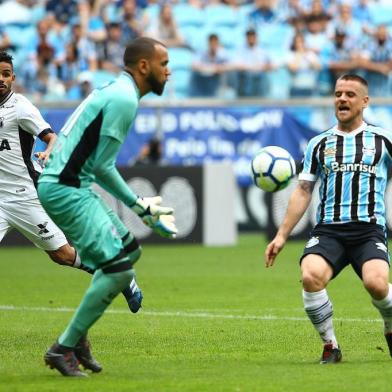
[
  {"left": 0, "top": 91, "right": 53, "bottom": 202},
  {"left": 299, "top": 122, "right": 392, "bottom": 228}
]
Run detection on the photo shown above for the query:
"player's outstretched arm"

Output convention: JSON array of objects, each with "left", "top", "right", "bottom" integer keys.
[
  {"left": 35, "top": 132, "right": 57, "bottom": 167},
  {"left": 265, "top": 180, "right": 315, "bottom": 268},
  {"left": 93, "top": 136, "right": 178, "bottom": 239}
]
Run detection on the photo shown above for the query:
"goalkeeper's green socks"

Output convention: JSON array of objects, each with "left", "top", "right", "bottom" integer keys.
[
  {"left": 71, "top": 248, "right": 142, "bottom": 313},
  {"left": 58, "top": 269, "right": 134, "bottom": 347}
]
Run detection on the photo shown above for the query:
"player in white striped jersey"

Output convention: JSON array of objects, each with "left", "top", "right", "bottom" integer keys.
[
  {"left": 0, "top": 51, "right": 143, "bottom": 315},
  {"left": 0, "top": 51, "right": 79, "bottom": 266},
  {"left": 265, "top": 74, "right": 392, "bottom": 364}
]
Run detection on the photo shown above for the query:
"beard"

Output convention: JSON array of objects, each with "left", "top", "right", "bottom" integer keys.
[
  {"left": 378, "top": 38, "right": 386, "bottom": 46},
  {"left": 147, "top": 72, "right": 165, "bottom": 96}
]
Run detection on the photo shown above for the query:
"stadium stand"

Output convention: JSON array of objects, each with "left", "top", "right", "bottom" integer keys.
[{"left": 2, "top": 0, "right": 392, "bottom": 100}]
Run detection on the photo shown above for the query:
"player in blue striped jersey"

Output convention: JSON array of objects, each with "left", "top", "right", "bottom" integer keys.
[
  {"left": 265, "top": 74, "right": 392, "bottom": 364},
  {"left": 301, "top": 122, "right": 392, "bottom": 226}
]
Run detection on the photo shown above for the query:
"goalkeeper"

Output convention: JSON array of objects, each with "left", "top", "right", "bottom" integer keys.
[{"left": 37, "top": 37, "right": 177, "bottom": 377}]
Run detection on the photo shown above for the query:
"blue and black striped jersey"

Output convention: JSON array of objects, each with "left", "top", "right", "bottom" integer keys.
[{"left": 299, "top": 122, "right": 392, "bottom": 227}]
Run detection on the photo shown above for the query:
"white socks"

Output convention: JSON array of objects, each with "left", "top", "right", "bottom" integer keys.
[
  {"left": 72, "top": 252, "right": 82, "bottom": 268},
  {"left": 372, "top": 283, "right": 392, "bottom": 334},
  {"left": 303, "top": 289, "right": 338, "bottom": 348}
]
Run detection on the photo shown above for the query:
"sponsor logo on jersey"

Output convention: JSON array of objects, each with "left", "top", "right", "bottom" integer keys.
[
  {"left": 15, "top": 187, "right": 25, "bottom": 193},
  {"left": 41, "top": 235, "right": 54, "bottom": 241},
  {"left": 37, "top": 222, "right": 49, "bottom": 235},
  {"left": 0, "top": 138, "right": 11, "bottom": 151},
  {"left": 306, "top": 236, "right": 319, "bottom": 248},
  {"left": 324, "top": 147, "right": 336, "bottom": 157},
  {"left": 323, "top": 161, "right": 376, "bottom": 174},
  {"left": 362, "top": 147, "right": 376, "bottom": 156},
  {"left": 375, "top": 242, "right": 388, "bottom": 253}
]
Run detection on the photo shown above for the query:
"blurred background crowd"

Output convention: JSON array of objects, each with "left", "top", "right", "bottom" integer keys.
[{"left": 1, "top": 0, "right": 392, "bottom": 101}]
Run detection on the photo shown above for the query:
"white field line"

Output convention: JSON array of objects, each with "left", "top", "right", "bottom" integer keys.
[{"left": 0, "top": 304, "right": 382, "bottom": 324}]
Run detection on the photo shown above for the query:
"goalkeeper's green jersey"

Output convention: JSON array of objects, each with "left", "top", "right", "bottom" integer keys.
[{"left": 39, "top": 72, "right": 139, "bottom": 206}]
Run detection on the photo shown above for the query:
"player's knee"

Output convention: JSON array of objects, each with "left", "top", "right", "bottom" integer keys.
[
  {"left": 102, "top": 262, "right": 134, "bottom": 290},
  {"left": 301, "top": 270, "right": 326, "bottom": 291},
  {"left": 363, "top": 276, "right": 389, "bottom": 299},
  {"left": 46, "top": 244, "right": 75, "bottom": 266},
  {"left": 127, "top": 246, "right": 142, "bottom": 266}
]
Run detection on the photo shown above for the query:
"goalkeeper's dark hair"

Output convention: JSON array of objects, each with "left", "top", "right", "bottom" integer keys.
[
  {"left": 0, "top": 52, "right": 13, "bottom": 69},
  {"left": 123, "top": 37, "right": 166, "bottom": 68}
]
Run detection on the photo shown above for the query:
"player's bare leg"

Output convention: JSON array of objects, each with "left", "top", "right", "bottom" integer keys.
[
  {"left": 301, "top": 255, "right": 342, "bottom": 364},
  {"left": 364, "top": 260, "right": 392, "bottom": 357},
  {"left": 47, "top": 243, "right": 143, "bottom": 313},
  {"left": 46, "top": 244, "right": 95, "bottom": 272},
  {"left": 46, "top": 244, "right": 81, "bottom": 267}
]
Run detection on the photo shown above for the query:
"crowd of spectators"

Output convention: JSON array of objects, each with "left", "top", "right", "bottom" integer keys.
[{"left": 1, "top": 0, "right": 392, "bottom": 100}]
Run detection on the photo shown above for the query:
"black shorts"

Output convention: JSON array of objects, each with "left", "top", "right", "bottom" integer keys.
[{"left": 300, "top": 222, "right": 390, "bottom": 279}]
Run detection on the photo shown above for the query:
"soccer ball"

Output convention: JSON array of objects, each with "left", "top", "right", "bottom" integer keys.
[{"left": 251, "top": 146, "right": 296, "bottom": 192}]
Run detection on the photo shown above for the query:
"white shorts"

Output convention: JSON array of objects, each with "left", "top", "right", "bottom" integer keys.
[{"left": 0, "top": 198, "right": 68, "bottom": 251}]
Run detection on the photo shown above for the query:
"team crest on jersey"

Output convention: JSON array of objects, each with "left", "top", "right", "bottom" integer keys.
[
  {"left": 362, "top": 147, "right": 376, "bottom": 156},
  {"left": 305, "top": 236, "right": 319, "bottom": 248},
  {"left": 111, "top": 225, "right": 120, "bottom": 238},
  {"left": 324, "top": 147, "right": 336, "bottom": 157}
]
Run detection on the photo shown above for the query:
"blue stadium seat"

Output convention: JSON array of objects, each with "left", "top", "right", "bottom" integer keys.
[
  {"left": 4, "top": 24, "right": 35, "bottom": 50},
  {"left": 144, "top": 3, "right": 160, "bottom": 20},
  {"left": 167, "top": 47, "right": 194, "bottom": 97},
  {"left": 265, "top": 67, "right": 292, "bottom": 100},
  {"left": 168, "top": 68, "right": 192, "bottom": 98},
  {"left": 210, "top": 25, "right": 244, "bottom": 51},
  {"left": 172, "top": 4, "right": 204, "bottom": 28},
  {"left": 368, "top": 4, "right": 392, "bottom": 26},
  {"left": 204, "top": 4, "right": 238, "bottom": 28},
  {"left": 257, "top": 23, "right": 294, "bottom": 53},
  {"left": 180, "top": 25, "right": 208, "bottom": 51},
  {"left": 168, "top": 47, "right": 194, "bottom": 70}
]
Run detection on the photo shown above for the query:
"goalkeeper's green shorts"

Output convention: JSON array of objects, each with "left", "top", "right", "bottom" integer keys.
[
  {"left": 98, "top": 195, "right": 129, "bottom": 239},
  {"left": 38, "top": 182, "right": 123, "bottom": 269}
]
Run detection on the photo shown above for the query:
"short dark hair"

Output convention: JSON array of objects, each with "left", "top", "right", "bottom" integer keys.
[
  {"left": 337, "top": 74, "right": 368, "bottom": 88},
  {"left": 208, "top": 33, "right": 219, "bottom": 41},
  {"left": 0, "top": 51, "right": 13, "bottom": 68},
  {"left": 335, "top": 28, "right": 346, "bottom": 37},
  {"left": 108, "top": 22, "right": 120, "bottom": 29},
  {"left": 123, "top": 37, "right": 165, "bottom": 67}
]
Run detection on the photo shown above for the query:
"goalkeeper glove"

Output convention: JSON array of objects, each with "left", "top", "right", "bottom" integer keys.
[
  {"left": 151, "top": 215, "right": 178, "bottom": 239},
  {"left": 130, "top": 196, "right": 177, "bottom": 239}
]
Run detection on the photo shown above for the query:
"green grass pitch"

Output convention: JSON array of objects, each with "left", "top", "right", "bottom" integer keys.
[{"left": 1, "top": 234, "right": 392, "bottom": 391}]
